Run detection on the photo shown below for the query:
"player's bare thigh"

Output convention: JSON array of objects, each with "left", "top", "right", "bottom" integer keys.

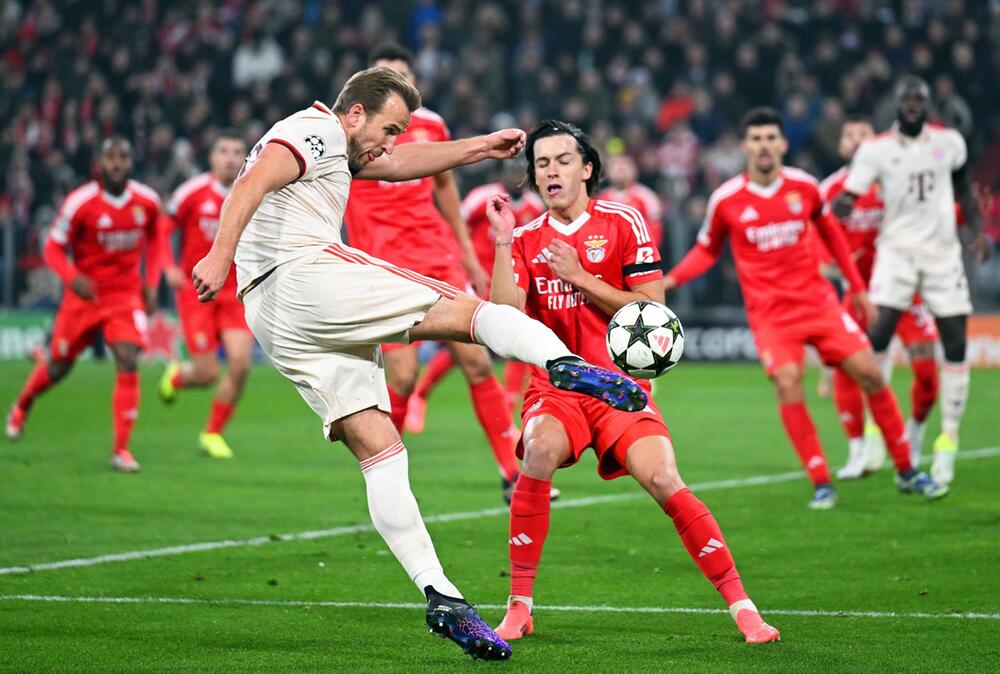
[
  {"left": 625, "top": 434, "right": 686, "bottom": 504},
  {"left": 770, "top": 362, "right": 806, "bottom": 404},
  {"left": 409, "top": 293, "right": 481, "bottom": 343},
  {"left": 330, "top": 406, "right": 401, "bottom": 462},
  {"left": 520, "top": 414, "right": 573, "bottom": 481}
]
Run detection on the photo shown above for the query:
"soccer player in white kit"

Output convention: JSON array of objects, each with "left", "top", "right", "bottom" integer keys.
[
  {"left": 190, "top": 67, "right": 647, "bottom": 660},
  {"left": 834, "top": 76, "right": 988, "bottom": 487}
]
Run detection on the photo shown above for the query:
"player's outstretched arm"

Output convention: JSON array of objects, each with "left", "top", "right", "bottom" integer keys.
[
  {"left": 355, "top": 129, "right": 526, "bottom": 182},
  {"left": 192, "top": 142, "right": 300, "bottom": 302},
  {"left": 664, "top": 244, "right": 721, "bottom": 291},
  {"left": 487, "top": 194, "right": 527, "bottom": 311}
]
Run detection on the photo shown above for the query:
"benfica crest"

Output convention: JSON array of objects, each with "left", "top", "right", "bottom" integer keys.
[
  {"left": 584, "top": 236, "right": 608, "bottom": 263},
  {"left": 132, "top": 205, "right": 147, "bottom": 226}
]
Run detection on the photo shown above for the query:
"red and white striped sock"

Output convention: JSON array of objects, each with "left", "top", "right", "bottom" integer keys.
[{"left": 360, "top": 442, "right": 462, "bottom": 598}]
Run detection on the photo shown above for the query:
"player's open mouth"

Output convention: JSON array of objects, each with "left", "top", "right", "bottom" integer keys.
[{"left": 546, "top": 183, "right": 562, "bottom": 196}]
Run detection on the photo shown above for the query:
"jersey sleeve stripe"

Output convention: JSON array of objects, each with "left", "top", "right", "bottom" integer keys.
[
  {"left": 780, "top": 166, "right": 820, "bottom": 187},
  {"left": 127, "top": 180, "right": 162, "bottom": 206},
  {"left": 167, "top": 173, "right": 211, "bottom": 216},
  {"left": 57, "top": 181, "right": 100, "bottom": 221},
  {"left": 818, "top": 167, "right": 847, "bottom": 201},
  {"left": 594, "top": 201, "right": 650, "bottom": 245},
  {"left": 513, "top": 213, "right": 546, "bottom": 239},
  {"left": 267, "top": 139, "right": 306, "bottom": 179}
]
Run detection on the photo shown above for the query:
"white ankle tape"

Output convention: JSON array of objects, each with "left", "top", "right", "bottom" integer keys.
[{"left": 728, "top": 599, "right": 758, "bottom": 621}]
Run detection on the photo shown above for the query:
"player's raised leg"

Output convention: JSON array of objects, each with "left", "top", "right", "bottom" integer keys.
[
  {"left": 405, "top": 346, "right": 454, "bottom": 434},
  {"left": 625, "top": 430, "right": 780, "bottom": 643},
  {"left": 839, "top": 347, "right": 947, "bottom": 499},
  {"left": 496, "top": 414, "right": 570, "bottom": 640},
  {"left": 931, "top": 315, "right": 970, "bottom": 486},
  {"left": 770, "top": 363, "right": 836, "bottom": 509},
  {"left": 410, "top": 295, "right": 648, "bottom": 412},
  {"left": 6, "top": 357, "right": 75, "bottom": 440},
  {"left": 108, "top": 341, "right": 142, "bottom": 472},
  {"left": 333, "top": 407, "right": 511, "bottom": 660},
  {"left": 198, "top": 329, "right": 253, "bottom": 458}
]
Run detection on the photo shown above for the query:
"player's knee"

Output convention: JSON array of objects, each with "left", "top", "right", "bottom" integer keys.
[
  {"left": 521, "top": 434, "right": 564, "bottom": 480},
  {"left": 195, "top": 361, "right": 221, "bottom": 385},
  {"left": 908, "top": 341, "right": 936, "bottom": 361},
  {"left": 772, "top": 369, "right": 803, "bottom": 403},
  {"left": 936, "top": 317, "right": 967, "bottom": 362},
  {"left": 868, "top": 312, "right": 899, "bottom": 353},
  {"left": 854, "top": 365, "right": 884, "bottom": 394},
  {"left": 457, "top": 350, "right": 494, "bottom": 384},
  {"left": 646, "top": 465, "right": 685, "bottom": 502}
]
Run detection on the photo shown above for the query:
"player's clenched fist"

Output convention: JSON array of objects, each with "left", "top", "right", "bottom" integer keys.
[
  {"left": 484, "top": 129, "right": 526, "bottom": 160},
  {"left": 192, "top": 249, "right": 231, "bottom": 302},
  {"left": 486, "top": 193, "right": 516, "bottom": 244}
]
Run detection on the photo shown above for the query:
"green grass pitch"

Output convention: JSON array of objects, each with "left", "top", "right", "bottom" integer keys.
[{"left": 1, "top": 359, "right": 998, "bottom": 672}]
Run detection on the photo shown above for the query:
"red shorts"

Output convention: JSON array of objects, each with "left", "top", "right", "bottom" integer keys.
[
  {"left": 841, "top": 294, "right": 938, "bottom": 347},
  {"left": 176, "top": 286, "right": 250, "bottom": 354},
  {"left": 50, "top": 291, "right": 147, "bottom": 360},
  {"left": 518, "top": 383, "right": 670, "bottom": 480},
  {"left": 752, "top": 300, "right": 870, "bottom": 375}
]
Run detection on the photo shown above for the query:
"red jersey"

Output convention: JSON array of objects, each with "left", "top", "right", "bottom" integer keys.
[
  {"left": 818, "top": 166, "right": 882, "bottom": 281},
  {"left": 165, "top": 172, "right": 234, "bottom": 289},
  {"left": 461, "top": 183, "right": 545, "bottom": 271},
  {"left": 596, "top": 183, "right": 664, "bottom": 248},
  {"left": 512, "top": 199, "right": 662, "bottom": 385},
  {"left": 345, "top": 107, "right": 460, "bottom": 269},
  {"left": 46, "top": 179, "right": 161, "bottom": 295},
  {"left": 694, "top": 168, "right": 844, "bottom": 324}
]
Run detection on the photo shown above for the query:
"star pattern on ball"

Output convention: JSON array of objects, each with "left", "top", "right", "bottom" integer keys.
[{"left": 625, "top": 312, "right": 657, "bottom": 348}]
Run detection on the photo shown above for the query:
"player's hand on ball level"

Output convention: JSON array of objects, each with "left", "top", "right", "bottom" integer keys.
[
  {"left": 70, "top": 274, "right": 97, "bottom": 301},
  {"left": 487, "top": 193, "right": 517, "bottom": 244},
  {"left": 851, "top": 291, "right": 878, "bottom": 327},
  {"left": 547, "top": 239, "right": 586, "bottom": 286},
  {"left": 192, "top": 250, "right": 232, "bottom": 302},
  {"left": 484, "top": 129, "right": 526, "bottom": 160}
]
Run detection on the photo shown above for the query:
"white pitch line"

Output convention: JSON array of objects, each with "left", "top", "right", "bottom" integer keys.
[
  {"left": 1, "top": 447, "right": 997, "bottom": 577},
  {"left": 1, "top": 594, "right": 997, "bottom": 621}
]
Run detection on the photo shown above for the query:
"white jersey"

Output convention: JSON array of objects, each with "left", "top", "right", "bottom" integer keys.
[
  {"left": 235, "top": 100, "right": 352, "bottom": 295},
  {"left": 844, "top": 123, "right": 966, "bottom": 255}
]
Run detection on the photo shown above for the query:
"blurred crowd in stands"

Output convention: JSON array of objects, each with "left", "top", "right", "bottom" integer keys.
[{"left": 2, "top": 0, "right": 999, "bottom": 310}]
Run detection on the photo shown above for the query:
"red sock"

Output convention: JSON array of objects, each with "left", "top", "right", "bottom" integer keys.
[
  {"left": 779, "top": 402, "right": 831, "bottom": 485},
  {"left": 867, "top": 386, "right": 913, "bottom": 473},
  {"left": 113, "top": 372, "right": 140, "bottom": 454},
  {"left": 387, "top": 386, "right": 408, "bottom": 435},
  {"left": 664, "top": 488, "right": 749, "bottom": 606},
  {"left": 413, "top": 349, "right": 454, "bottom": 400},
  {"left": 170, "top": 370, "right": 184, "bottom": 389},
  {"left": 470, "top": 377, "right": 520, "bottom": 482},
  {"left": 910, "top": 357, "right": 939, "bottom": 423},
  {"left": 16, "top": 361, "right": 53, "bottom": 411},
  {"left": 509, "top": 475, "right": 551, "bottom": 599},
  {"left": 503, "top": 361, "right": 531, "bottom": 409},
  {"left": 832, "top": 369, "right": 864, "bottom": 439},
  {"left": 205, "top": 400, "right": 235, "bottom": 434}
]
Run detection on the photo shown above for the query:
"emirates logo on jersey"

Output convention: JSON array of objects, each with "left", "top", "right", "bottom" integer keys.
[{"left": 584, "top": 235, "right": 608, "bottom": 262}]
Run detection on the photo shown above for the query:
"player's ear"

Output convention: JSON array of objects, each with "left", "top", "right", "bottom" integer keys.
[
  {"left": 346, "top": 103, "right": 367, "bottom": 128},
  {"left": 777, "top": 135, "right": 789, "bottom": 156},
  {"left": 582, "top": 161, "right": 593, "bottom": 182}
]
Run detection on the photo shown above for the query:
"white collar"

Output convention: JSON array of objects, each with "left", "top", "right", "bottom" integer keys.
[
  {"left": 101, "top": 188, "right": 132, "bottom": 209},
  {"left": 745, "top": 175, "right": 783, "bottom": 199},
  {"left": 211, "top": 179, "right": 232, "bottom": 197},
  {"left": 547, "top": 209, "right": 590, "bottom": 236}
]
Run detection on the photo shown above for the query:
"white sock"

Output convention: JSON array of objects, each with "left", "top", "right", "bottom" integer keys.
[
  {"left": 471, "top": 302, "right": 573, "bottom": 368},
  {"left": 509, "top": 594, "right": 534, "bottom": 612},
  {"left": 939, "top": 360, "right": 970, "bottom": 438},
  {"left": 728, "top": 598, "right": 758, "bottom": 621},
  {"left": 360, "top": 442, "right": 462, "bottom": 598},
  {"left": 875, "top": 351, "right": 894, "bottom": 386}
]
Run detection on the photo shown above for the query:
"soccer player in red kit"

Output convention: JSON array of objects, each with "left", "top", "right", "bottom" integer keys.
[
  {"left": 819, "top": 118, "right": 940, "bottom": 478},
  {"left": 404, "top": 158, "right": 546, "bottom": 435},
  {"left": 597, "top": 154, "right": 664, "bottom": 250},
  {"left": 665, "top": 108, "right": 946, "bottom": 508},
  {"left": 489, "top": 120, "right": 779, "bottom": 644},
  {"left": 158, "top": 130, "right": 252, "bottom": 459},
  {"left": 6, "top": 138, "right": 161, "bottom": 472},
  {"left": 344, "top": 44, "right": 522, "bottom": 500}
]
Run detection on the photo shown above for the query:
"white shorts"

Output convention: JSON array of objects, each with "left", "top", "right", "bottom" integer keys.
[
  {"left": 243, "top": 244, "right": 460, "bottom": 440},
  {"left": 869, "top": 246, "right": 971, "bottom": 317}
]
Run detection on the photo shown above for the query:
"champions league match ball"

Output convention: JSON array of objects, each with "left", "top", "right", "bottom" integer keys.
[{"left": 606, "top": 300, "right": 685, "bottom": 379}]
